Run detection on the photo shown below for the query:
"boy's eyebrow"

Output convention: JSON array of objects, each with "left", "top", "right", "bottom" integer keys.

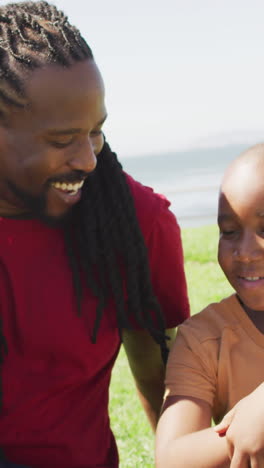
[
  {"left": 218, "top": 211, "right": 264, "bottom": 222},
  {"left": 217, "top": 214, "right": 233, "bottom": 223}
]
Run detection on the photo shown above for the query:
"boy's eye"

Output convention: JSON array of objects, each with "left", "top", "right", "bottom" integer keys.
[
  {"left": 219, "top": 227, "right": 238, "bottom": 238},
  {"left": 221, "top": 230, "right": 236, "bottom": 236}
]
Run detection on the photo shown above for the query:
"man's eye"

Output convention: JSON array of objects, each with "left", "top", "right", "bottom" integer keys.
[
  {"left": 50, "top": 137, "right": 74, "bottom": 148},
  {"left": 91, "top": 129, "right": 103, "bottom": 137}
]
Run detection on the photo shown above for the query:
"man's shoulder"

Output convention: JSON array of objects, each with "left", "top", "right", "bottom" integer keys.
[{"left": 124, "top": 172, "right": 171, "bottom": 237}]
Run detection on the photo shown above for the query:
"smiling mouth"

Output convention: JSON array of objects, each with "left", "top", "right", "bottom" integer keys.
[
  {"left": 238, "top": 276, "right": 264, "bottom": 282},
  {"left": 50, "top": 180, "right": 85, "bottom": 195}
]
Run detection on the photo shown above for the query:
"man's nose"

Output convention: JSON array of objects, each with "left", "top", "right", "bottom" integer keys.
[{"left": 68, "top": 138, "right": 97, "bottom": 173}]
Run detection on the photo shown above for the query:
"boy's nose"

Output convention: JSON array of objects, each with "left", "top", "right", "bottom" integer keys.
[{"left": 233, "top": 233, "right": 263, "bottom": 262}]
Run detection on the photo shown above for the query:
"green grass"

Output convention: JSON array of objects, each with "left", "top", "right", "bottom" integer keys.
[
  {"left": 109, "top": 224, "right": 234, "bottom": 467},
  {"left": 181, "top": 224, "right": 233, "bottom": 314}
]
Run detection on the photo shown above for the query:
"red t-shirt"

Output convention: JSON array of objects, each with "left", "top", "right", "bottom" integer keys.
[{"left": 0, "top": 174, "right": 189, "bottom": 467}]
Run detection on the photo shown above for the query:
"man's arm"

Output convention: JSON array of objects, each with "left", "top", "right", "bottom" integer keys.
[
  {"left": 122, "top": 327, "right": 176, "bottom": 431},
  {"left": 155, "top": 395, "right": 230, "bottom": 468}
]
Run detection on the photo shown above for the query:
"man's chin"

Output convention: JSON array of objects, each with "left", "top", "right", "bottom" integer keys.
[
  {"left": 36, "top": 208, "right": 73, "bottom": 228},
  {"left": 5, "top": 180, "right": 75, "bottom": 228}
]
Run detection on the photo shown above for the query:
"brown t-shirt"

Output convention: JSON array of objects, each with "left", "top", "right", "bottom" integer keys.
[{"left": 165, "top": 294, "right": 264, "bottom": 423}]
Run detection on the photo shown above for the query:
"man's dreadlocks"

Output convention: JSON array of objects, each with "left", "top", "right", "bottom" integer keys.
[{"left": 0, "top": 1, "right": 169, "bottom": 431}]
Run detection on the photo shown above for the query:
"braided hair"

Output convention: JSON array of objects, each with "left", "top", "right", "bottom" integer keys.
[
  {"left": 67, "top": 142, "right": 169, "bottom": 357},
  {"left": 0, "top": 1, "right": 169, "bottom": 443},
  {"left": 0, "top": 0, "right": 92, "bottom": 119}
]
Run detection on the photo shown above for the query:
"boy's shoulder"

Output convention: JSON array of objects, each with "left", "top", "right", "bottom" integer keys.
[{"left": 179, "top": 294, "right": 241, "bottom": 344}]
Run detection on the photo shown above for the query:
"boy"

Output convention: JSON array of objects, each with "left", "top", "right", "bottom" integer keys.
[{"left": 156, "top": 143, "right": 264, "bottom": 468}]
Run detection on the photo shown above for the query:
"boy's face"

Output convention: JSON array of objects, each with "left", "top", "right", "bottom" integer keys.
[{"left": 218, "top": 157, "right": 264, "bottom": 311}]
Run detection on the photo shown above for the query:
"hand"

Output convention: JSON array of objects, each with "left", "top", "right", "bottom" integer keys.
[{"left": 214, "top": 383, "right": 264, "bottom": 468}]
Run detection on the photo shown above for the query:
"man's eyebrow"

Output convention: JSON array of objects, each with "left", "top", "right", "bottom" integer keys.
[
  {"left": 47, "top": 115, "right": 108, "bottom": 136},
  {"left": 48, "top": 128, "right": 82, "bottom": 136},
  {"left": 97, "top": 115, "right": 108, "bottom": 126}
]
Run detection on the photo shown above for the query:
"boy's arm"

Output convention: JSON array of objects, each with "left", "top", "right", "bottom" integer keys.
[
  {"left": 155, "top": 395, "right": 230, "bottom": 468},
  {"left": 122, "top": 327, "right": 176, "bottom": 431},
  {"left": 214, "top": 382, "right": 264, "bottom": 468}
]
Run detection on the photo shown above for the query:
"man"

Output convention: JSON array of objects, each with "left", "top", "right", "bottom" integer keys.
[{"left": 0, "top": 2, "right": 189, "bottom": 467}]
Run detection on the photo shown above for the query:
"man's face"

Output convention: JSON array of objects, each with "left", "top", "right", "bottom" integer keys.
[
  {"left": 218, "top": 158, "right": 264, "bottom": 311},
  {"left": 0, "top": 59, "right": 107, "bottom": 224}
]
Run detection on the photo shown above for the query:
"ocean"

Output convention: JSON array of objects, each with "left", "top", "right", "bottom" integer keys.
[{"left": 121, "top": 143, "right": 248, "bottom": 228}]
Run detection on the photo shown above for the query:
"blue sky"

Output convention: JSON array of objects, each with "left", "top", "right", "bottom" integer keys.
[{"left": 7, "top": 0, "right": 264, "bottom": 156}]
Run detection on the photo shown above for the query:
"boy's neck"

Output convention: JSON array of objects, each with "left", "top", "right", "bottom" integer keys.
[{"left": 237, "top": 295, "right": 264, "bottom": 334}]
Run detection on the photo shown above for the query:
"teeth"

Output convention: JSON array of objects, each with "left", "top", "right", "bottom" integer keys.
[
  {"left": 243, "top": 277, "right": 262, "bottom": 281},
  {"left": 51, "top": 180, "right": 84, "bottom": 192}
]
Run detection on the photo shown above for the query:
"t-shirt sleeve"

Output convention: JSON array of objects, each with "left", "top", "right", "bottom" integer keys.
[
  {"left": 165, "top": 322, "right": 217, "bottom": 407},
  {"left": 147, "top": 204, "right": 190, "bottom": 328}
]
